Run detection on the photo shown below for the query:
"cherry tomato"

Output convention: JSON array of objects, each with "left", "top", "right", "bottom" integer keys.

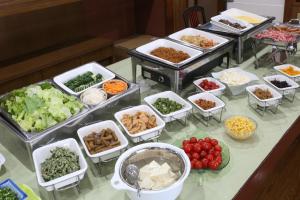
[
  {"left": 214, "top": 145, "right": 222, "bottom": 152},
  {"left": 204, "top": 137, "right": 211, "bottom": 143},
  {"left": 208, "top": 161, "right": 219, "bottom": 170},
  {"left": 183, "top": 145, "right": 192, "bottom": 153},
  {"left": 206, "top": 154, "right": 214, "bottom": 161},
  {"left": 193, "top": 143, "right": 202, "bottom": 153},
  {"left": 201, "top": 158, "right": 209, "bottom": 168},
  {"left": 192, "top": 152, "right": 200, "bottom": 160},
  {"left": 190, "top": 137, "right": 197, "bottom": 143},
  {"left": 182, "top": 140, "right": 190, "bottom": 146},
  {"left": 200, "top": 150, "right": 207, "bottom": 158},
  {"left": 202, "top": 142, "right": 212, "bottom": 150},
  {"left": 191, "top": 159, "right": 197, "bottom": 169},
  {"left": 214, "top": 151, "right": 221, "bottom": 157},
  {"left": 211, "top": 139, "right": 218, "bottom": 146},
  {"left": 215, "top": 156, "right": 222, "bottom": 165},
  {"left": 194, "top": 161, "right": 203, "bottom": 169}
]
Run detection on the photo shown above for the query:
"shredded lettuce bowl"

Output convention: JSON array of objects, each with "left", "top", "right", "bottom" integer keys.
[{"left": 0, "top": 82, "right": 84, "bottom": 133}]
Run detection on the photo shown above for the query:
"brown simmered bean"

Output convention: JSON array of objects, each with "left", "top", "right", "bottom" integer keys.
[{"left": 83, "top": 128, "right": 121, "bottom": 154}]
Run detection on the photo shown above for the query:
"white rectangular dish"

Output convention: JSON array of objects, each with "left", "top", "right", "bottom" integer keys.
[
  {"left": 274, "top": 64, "right": 300, "bottom": 82},
  {"left": 168, "top": 28, "right": 229, "bottom": 50},
  {"left": 263, "top": 74, "right": 299, "bottom": 96},
  {"left": 77, "top": 120, "right": 129, "bottom": 164},
  {"left": 32, "top": 138, "right": 88, "bottom": 191},
  {"left": 193, "top": 77, "right": 226, "bottom": 96},
  {"left": 211, "top": 15, "right": 253, "bottom": 33},
  {"left": 187, "top": 92, "right": 225, "bottom": 118},
  {"left": 114, "top": 105, "right": 165, "bottom": 143},
  {"left": 144, "top": 91, "right": 192, "bottom": 123},
  {"left": 221, "top": 8, "right": 267, "bottom": 24},
  {"left": 53, "top": 62, "right": 115, "bottom": 95},
  {"left": 246, "top": 84, "right": 283, "bottom": 107},
  {"left": 135, "top": 39, "right": 203, "bottom": 66},
  {"left": 212, "top": 67, "right": 259, "bottom": 95}
]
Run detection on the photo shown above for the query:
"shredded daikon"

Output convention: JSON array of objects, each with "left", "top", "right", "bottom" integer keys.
[
  {"left": 80, "top": 88, "right": 107, "bottom": 105},
  {"left": 220, "top": 71, "right": 250, "bottom": 86}
]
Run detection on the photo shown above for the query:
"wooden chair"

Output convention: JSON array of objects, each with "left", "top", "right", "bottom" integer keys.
[{"left": 183, "top": 6, "right": 207, "bottom": 28}]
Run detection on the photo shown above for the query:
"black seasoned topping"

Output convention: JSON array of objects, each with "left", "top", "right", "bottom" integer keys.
[{"left": 270, "top": 79, "right": 291, "bottom": 88}]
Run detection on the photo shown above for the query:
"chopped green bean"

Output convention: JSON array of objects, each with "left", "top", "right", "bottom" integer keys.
[{"left": 153, "top": 98, "right": 183, "bottom": 115}]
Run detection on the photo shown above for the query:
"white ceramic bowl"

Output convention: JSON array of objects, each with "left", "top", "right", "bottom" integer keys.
[
  {"left": 193, "top": 77, "right": 226, "bottom": 96},
  {"left": 144, "top": 91, "right": 192, "bottom": 123},
  {"left": 114, "top": 105, "right": 166, "bottom": 143},
  {"left": 54, "top": 62, "right": 115, "bottom": 95},
  {"left": 246, "top": 84, "right": 283, "bottom": 107},
  {"left": 32, "top": 138, "right": 88, "bottom": 191},
  {"left": 111, "top": 142, "right": 191, "bottom": 200},
  {"left": 188, "top": 92, "right": 225, "bottom": 117},
  {"left": 77, "top": 120, "right": 129, "bottom": 163}
]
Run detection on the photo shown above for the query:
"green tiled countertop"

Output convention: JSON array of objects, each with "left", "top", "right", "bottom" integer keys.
[{"left": 0, "top": 55, "right": 299, "bottom": 200}]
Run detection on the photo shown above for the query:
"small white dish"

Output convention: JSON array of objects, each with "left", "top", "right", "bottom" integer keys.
[
  {"left": 187, "top": 92, "right": 225, "bottom": 118},
  {"left": 54, "top": 62, "right": 115, "bottom": 95},
  {"left": 193, "top": 77, "right": 226, "bottom": 96},
  {"left": 274, "top": 64, "right": 300, "bottom": 82},
  {"left": 77, "top": 120, "right": 129, "bottom": 163},
  {"left": 246, "top": 84, "right": 283, "bottom": 107},
  {"left": 144, "top": 91, "right": 192, "bottom": 123},
  {"left": 263, "top": 74, "right": 299, "bottom": 95},
  {"left": 114, "top": 105, "right": 165, "bottom": 143},
  {"left": 32, "top": 138, "right": 88, "bottom": 191}
]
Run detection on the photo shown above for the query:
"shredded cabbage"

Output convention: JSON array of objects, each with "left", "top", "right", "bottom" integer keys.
[{"left": 1, "top": 83, "right": 83, "bottom": 132}]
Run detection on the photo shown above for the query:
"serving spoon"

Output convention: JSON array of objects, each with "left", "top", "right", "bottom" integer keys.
[{"left": 125, "top": 164, "right": 141, "bottom": 197}]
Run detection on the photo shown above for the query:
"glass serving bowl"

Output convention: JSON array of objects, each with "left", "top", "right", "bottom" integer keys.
[{"left": 224, "top": 115, "right": 257, "bottom": 140}]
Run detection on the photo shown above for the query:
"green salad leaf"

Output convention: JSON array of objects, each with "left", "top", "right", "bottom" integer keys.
[{"left": 1, "top": 83, "right": 83, "bottom": 132}]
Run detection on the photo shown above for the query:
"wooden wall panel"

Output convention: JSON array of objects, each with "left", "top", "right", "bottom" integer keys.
[
  {"left": 0, "top": 1, "right": 85, "bottom": 62},
  {"left": 83, "top": 0, "right": 136, "bottom": 40},
  {"left": 135, "top": 0, "right": 167, "bottom": 37}
]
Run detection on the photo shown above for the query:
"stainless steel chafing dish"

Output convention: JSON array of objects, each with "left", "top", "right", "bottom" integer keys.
[{"left": 0, "top": 74, "right": 141, "bottom": 171}]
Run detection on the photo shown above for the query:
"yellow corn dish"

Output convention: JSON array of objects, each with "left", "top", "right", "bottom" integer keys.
[
  {"left": 225, "top": 116, "right": 256, "bottom": 140},
  {"left": 235, "top": 16, "right": 262, "bottom": 24}
]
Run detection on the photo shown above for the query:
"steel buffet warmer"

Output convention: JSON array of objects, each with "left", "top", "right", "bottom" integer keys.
[
  {"left": 129, "top": 37, "right": 234, "bottom": 93},
  {"left": 199, "top": 17, "right": 275, "bottom": 64}
]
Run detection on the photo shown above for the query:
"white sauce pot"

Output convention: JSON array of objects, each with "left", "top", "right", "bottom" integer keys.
[{"left": 111, "top": 142, "right": 191, "bottom": 200}]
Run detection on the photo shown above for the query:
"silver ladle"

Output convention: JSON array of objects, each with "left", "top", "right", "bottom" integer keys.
[{"left": 125, "top": 164, "right": 141, "bottom": 197}]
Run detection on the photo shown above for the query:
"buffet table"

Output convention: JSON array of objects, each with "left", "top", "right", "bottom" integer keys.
[{"left": 0, "top": 55, "right": 300, "bottom": 200}]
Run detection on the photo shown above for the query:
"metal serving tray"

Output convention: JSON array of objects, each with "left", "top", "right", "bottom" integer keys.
[
  {"left": 0, "top": 75, "right": 141, "bottom": 171},
  {"left": 0, "top": 80, "right": 89, "bottom": 141},
  {"left": 253, "top": 23, "right": 300, "bottom": 47}
]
